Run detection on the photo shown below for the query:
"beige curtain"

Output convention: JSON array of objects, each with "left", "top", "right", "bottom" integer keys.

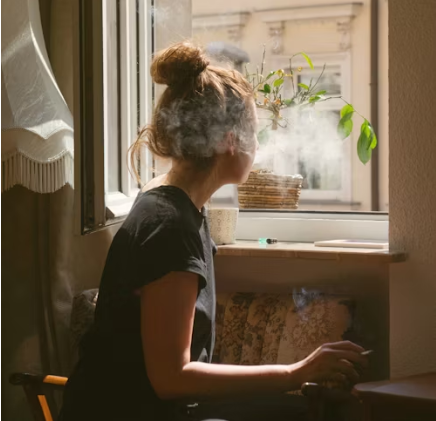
[{"left": 1, "top": 0, "right": 74, "bottom": 193}]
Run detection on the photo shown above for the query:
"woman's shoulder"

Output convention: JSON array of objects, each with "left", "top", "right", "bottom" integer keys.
[{"left": 126, "top": 186, "right": 199, "bottom": 234}]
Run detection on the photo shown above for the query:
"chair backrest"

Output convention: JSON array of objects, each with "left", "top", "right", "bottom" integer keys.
[{"left": 9, "top": 372, "right": 67, "bottom": 421}]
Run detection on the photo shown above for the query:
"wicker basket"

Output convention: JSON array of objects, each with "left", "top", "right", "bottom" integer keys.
[{"left": 238, "top": 172, "right": 304, "bottom": 210}]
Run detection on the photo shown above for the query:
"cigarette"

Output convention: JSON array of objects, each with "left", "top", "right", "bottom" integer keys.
[{"left": 361, "top": 350, "right": 374, "bottom": 356}]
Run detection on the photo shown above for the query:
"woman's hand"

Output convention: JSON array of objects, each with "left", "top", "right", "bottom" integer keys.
[{"left": 297, "top": 341, "right": 369, "bottom": 385}]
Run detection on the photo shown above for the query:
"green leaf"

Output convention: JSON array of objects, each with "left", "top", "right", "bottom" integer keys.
[
  {"left": 263, "top": 84, "right": 271, "bottom": 93},
  {"left": 309, "top": 95, "right": 322, "bottom": 103},
  {"left": 257, "top": 127, "right": 270, "bottom": 145},
  {"left": 340, "top": 104, "right": 354, "bottom": 119},
  {"left": 338, "top": 117, "right": 353, "bottom": 140},
  {"left": 368, "top": 123, "right": 378, "bottom": 149},
  {"left": 273, "top": 78, "right": 284, "bottom": 88},
  {"left": 300, "top": 52, "right": 314, "bottom": 70},
  {"left": 283, "top": 99, "right": 294, "bottom": 106},
  {"left": 298, "top": 83, "right": 310, "bottom": 90},
  {"left": 338, "top": 105, "right": 354, "bottom": 139},
  {"left": 265, "top": 71, "right": 275, "bottom": 81},
  {"left": 357, "top": 120, "right": 373, "bottom": 164},
  {"left": 315, "top": 90, "right": 327, "bottom": 96}
]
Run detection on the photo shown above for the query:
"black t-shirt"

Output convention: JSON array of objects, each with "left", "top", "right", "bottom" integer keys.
[{"left": 60, "top": 186, "right": 216, "bottom": 421}]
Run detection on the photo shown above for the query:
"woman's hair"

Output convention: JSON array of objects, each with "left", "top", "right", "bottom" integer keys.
[{"left": 129, "top": 41, "right": 255, "bottom": 184}]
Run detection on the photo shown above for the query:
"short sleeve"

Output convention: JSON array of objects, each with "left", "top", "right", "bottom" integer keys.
[{"left": 131, "top": 226, "right": 207, "bottom": 290}]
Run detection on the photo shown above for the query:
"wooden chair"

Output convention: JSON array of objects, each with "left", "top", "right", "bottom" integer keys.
[{"left": 9, "top": 372, "right": 68, "bottom": 421}]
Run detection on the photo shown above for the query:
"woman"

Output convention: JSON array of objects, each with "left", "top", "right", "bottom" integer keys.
[{"left": 60, "top": 42, "right": 368, "bottom": 421}]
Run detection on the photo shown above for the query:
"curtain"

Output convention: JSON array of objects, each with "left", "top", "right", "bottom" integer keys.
[{"left": 1, "top": 0, "right": 74, "bottom": 193}]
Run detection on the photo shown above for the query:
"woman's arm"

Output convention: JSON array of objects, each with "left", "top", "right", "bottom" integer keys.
[{"left": 140, "top": 272, "right": 367, "bottom": 401}]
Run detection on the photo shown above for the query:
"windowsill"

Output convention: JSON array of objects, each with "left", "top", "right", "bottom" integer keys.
[
  {"left": 217, "top": 241, "right": 406, "bottom": 263},
  {"left": 106, "top": 191, "right": 137, "bottom": 219}
]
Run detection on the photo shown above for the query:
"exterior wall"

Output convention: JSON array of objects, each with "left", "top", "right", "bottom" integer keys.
[
  {"left": 388, "top": 0, "right": 436, "bottom": 377},
  {"left": 193, "top": 0, "right": 365, "bottom": 15}
]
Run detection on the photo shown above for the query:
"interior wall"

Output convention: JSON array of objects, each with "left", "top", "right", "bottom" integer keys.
[
  {"left": 388, "top": 0, "right": 436, "bottom": 378},
  {"left": 2, "top": 188, "right": 45, "bottom": 421}
]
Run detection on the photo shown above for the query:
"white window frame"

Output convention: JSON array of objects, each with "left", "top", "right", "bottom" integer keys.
[
  {"left": 74, "top": 0, "right": 153, "bottom": 233},
  {"left": 270, "top": 52, "right": 352, "bottom": 203},
  {"left": 105, "top": 0, "right": 154, "bottom": 220},
  {"left": 237, "top": 211, "right": 388, "bottom": 242}
]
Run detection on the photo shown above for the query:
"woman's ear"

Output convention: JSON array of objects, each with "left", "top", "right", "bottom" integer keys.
[
  {"left": 225, "top": 132, "right": 236, "bottom": 156},
  {"left": 216, "top": 132, "right": 236, "bottom": 155}
]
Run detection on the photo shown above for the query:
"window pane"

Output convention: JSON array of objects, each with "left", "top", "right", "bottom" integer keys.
[
  {"left": 192, "top": 0, "right": 388, "bottom": 211},
  {"left": 298, "top": 69, "right": 342, "bottom": 96},
  {"left": 103, "top": 0, "right": 121, "bottom": 193},
  {"left": 107, "top": 138, "right": 121, "bottom": 193},
  {"left": 165, "top": 0, "right": 388, "bottom": 212}
]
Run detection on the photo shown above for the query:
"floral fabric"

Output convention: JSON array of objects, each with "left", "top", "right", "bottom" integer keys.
[
  {"left": 213, "top": 292, "right": 353, "bottom": 366},
  {"left": 71, "top": 289, "right": 355, "bottom": 389}
]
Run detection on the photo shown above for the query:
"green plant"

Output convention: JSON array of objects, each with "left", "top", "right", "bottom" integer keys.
[{"left": 245, "top": 49, "right": 377, "bottom": 164}]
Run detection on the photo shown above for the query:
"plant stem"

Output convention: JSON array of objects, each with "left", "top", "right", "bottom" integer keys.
[
  {"left": 310, "top": 64, "right": 326, "bottom": 94},
  {"left": 289, "top": 58, "right": 296, "bottom": 97},
  {"left": 302, "top": 95, "right": 367, "bottom": 120},
  {"left": 260, "top": 45, "right": 266, "bottom": 76},
  {"left": 311, "top": 96, "right": 342, "bottom": 103},
  {"left": 339, "top": 98, "right": 366, "bottom": 120}
]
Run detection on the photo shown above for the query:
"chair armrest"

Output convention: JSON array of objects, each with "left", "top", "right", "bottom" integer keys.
[{"left": 10, "top": 372, "right": 68, "bottom": 391}]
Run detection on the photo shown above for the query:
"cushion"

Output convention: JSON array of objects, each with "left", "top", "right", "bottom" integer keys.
[{"left": 214, "top": 292, "right": 354, "bottom": 366}]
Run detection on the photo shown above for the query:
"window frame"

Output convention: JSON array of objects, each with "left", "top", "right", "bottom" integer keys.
[
  {"left": 74, "top": 0, "right": 387, "bottom": 243},
  {"left": 74, "top": 0, "right": 153, "bottom": 233},
  {"left": 73, "top": 0, "right": 105, "bottom": 234},
  {"left": 237, "top": 210, "right": 388, "bottom": 242},
  {"left": 105, "top": 0, "right": 154, "bottom": 219}
]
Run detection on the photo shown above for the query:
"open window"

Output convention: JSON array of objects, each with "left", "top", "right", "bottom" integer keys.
[
  {"left": 74, "top": 0, "right": 388, "bottom": 243},
  {"left": 73, "top": 0, "right": 154, "bottom": 233}
]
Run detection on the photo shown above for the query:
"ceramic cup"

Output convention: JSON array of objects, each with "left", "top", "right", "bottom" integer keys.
[{"left": 207, "top": 207, "right": 239, "bottom": 245}]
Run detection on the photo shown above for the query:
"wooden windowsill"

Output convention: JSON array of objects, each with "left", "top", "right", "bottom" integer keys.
[{"left": 216, "top": 241, "right": 406, "bottom": 263}]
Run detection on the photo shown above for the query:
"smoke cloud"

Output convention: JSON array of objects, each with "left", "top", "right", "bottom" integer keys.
[{"left": 254, "top": 107, "right": 344, "bottom": 188}]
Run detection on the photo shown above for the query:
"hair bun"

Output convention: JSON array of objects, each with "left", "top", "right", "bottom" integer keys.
[{"left": 151, "top": 41, "right": 209, "bottom": 87}]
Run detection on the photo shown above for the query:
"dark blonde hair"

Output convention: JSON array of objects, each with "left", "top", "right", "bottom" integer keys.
[{"left": 129, "top": 41, "right": 255, "bottom": 184}]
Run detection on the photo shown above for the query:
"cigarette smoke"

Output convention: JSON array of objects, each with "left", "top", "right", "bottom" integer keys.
[{"left": 254, "top": 107, "right": 344, "bottom": 188}]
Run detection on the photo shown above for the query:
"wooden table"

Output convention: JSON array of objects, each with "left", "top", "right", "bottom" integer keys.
[{"left": 353, "top": 373, "right": 436, "bottom": 421}]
